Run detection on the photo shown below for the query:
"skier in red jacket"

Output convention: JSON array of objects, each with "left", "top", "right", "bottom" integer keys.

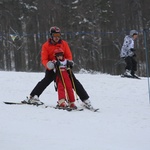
[
  {"left": 52, "top": 48, "right": 76, "bottom": 109},
  {"left": 23, "top": 26, "right": 93, "bottom": 109}
]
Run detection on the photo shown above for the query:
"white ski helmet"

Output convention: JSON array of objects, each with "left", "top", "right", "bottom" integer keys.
[
  {"left": 130, "top": 30, "right": 138, "bottom": 36},
  {"left": 49, "top": 26, "right": 61, "bottom": 37}
]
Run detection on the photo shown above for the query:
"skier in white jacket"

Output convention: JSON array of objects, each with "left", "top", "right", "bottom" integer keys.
[{"left": 120, "top": 30, "right": 138, "bottom": 77}]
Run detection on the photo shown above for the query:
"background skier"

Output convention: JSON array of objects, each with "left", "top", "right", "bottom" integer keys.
[{"left": 120, "top": 29, "right": 139, "bottom": 78}]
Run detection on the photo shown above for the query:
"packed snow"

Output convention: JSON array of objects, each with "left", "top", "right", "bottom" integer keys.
[{"left": 0, "top": 71, "right": 150, "bottom": 150}]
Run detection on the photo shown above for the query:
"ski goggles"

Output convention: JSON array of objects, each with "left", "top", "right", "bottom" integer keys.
[{"left": 52, "top": 33, "right": 61, "bottom": 38}]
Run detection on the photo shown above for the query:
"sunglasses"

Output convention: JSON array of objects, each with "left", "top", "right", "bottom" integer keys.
[{"left": 52, "top": 33, "right": 61, "bottom": 38}]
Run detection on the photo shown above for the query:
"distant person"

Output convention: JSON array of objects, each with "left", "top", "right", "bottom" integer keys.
[
  {"left": 120, "top": 30, "right": 139, "bottom": 78},
  {"left": 23, "top": 26, "right": 93, "bottom": 109}
]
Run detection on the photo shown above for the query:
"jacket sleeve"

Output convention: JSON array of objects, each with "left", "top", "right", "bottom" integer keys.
[
  {"left": 41, "top": 44, "right": 49, "bottom": 69},
  {"left": 125, "top": 37, "right": 134, "bottom": 57},
  {"left": 120, "top": 36, "right": 134, "bottom": 57},
  {"left": 63, "top": 41, "right": 73, "bottom": 60}
]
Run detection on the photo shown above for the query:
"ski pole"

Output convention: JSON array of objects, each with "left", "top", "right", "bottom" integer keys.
[{"left": 68, "top": 68, "right": 79, "bottom": 100}]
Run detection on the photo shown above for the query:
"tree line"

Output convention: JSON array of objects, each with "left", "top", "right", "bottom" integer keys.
[{"left": 0, "top": 0, "right": 150, "bottom": 76}]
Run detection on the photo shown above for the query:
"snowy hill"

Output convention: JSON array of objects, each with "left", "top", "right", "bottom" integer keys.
[{"left": 0, "top": 71, "right": 150, "bottom": 150}]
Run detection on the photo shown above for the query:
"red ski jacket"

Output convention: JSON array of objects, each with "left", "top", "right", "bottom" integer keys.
[{"left": 41, "top": 39, "right": 72, "bottom": 69}]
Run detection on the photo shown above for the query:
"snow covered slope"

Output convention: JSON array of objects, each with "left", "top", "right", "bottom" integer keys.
[{"left": 0, "top": 71, "right": 150, "bottom": 150}]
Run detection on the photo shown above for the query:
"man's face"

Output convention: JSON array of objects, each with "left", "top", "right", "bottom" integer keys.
[
  {"left": 52, "top": 33, "right": 61, "bottom": 43},
  {"left": 133, "top": 34, "right": 138, "bottom": 40}
]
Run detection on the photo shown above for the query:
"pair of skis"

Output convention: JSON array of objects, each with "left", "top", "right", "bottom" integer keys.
[
  {"left": 3, "top": 101, "right": 99, "bottom": 112},
  {"left": 121, "top": 74, "right": 141, "bottom": 79}
]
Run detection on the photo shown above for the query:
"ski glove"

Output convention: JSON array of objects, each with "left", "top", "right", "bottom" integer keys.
[
  {"left": 133, "top": 53, "right": 136, "bottom": 57},
  {"left": 54, "top": 60, "right": 61, "bottom": 67},
  {"left": 130, "top": 48, "right": 136, "bottom": 51},
  {"left": 67, "top": 60, "right": 74, "bottom": 68},
  {"left": 47, "top": 61, "right": 54, "bottom": 70}
]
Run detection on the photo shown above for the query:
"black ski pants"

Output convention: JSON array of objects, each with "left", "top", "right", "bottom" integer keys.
[
  {"left": 125, "top": 56, "right": 137, "bottom": 74},
  {"left": 30, "top": 69, "right": 89, "bottom": 102}
]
